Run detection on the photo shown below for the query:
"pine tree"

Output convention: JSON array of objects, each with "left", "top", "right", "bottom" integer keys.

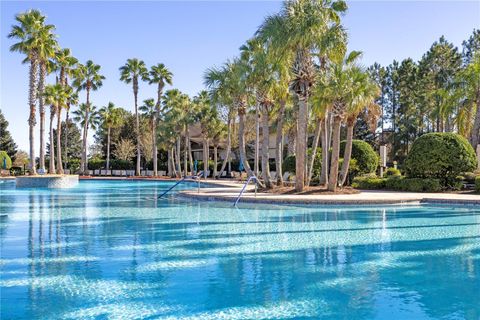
[{"left": 0, "top": 109, "right": 18, "bottom": 160}]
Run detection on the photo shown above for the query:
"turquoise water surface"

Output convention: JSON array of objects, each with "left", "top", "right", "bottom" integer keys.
[{"left": 1, "top": 180, "right": 479, "bottom": 319}]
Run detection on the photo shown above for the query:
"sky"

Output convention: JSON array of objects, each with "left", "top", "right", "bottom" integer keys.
[{"left": 1, "top": 0, "right": 479, "bottom": 152}]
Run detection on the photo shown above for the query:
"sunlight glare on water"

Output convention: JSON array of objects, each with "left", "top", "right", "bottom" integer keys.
[{"left": 1, "top": 180, "right": 479, "bottom": 319}]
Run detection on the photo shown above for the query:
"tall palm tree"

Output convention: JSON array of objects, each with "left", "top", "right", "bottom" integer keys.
[
  {"left": 139, "top": 98, "right": 156, "bottom": 171},
  {"left": 338, "top": 70, "right": 380, "bottom": 186},
  {"left": 148, "top": 63, "right": 173, "bottom": 176},
  {"left": 195, "top": 90, "right": 216, "bottom": 178},
  {"left": 54, "top": 48, "right": 78, "bottom": 171},
  {"left": 73, "top": 103, "right": 101, "bottom": 173},
  {"left": 73, "top": 60, "right": 105, "bottom": 174},
  {"left": 205, "top": 59, "right": 257, "bottom": 180},
  {"left": 36, "top": 28, "right": 58, "bottom": 173},
  {"left": 100, "top": 102, "right": 123, "bottom": 171},
  {"left": 43, "top": 84, "right": 60, "bottom": 174},
  {"left": 204, "top": 67, "right": 235, "bottom": 178},
  {"left": 257, "top": 0, "right": 347, "bottom": 191},
  {"left": 119, "top": 58, "right": 149, "bottom": 176},
  {"left": 162, "top": 89, "right": 184, "bottom": 176},
  {"left": 318, "top": 51, "right": 363, "bottom": 191},
  {"left": 8, "top": 9, "right": 57, "bottom": 174}
]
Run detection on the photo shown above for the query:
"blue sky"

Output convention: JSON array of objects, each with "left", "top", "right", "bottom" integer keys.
[{"left": 1, "top": 1, "right": 479, "bottom": 152}]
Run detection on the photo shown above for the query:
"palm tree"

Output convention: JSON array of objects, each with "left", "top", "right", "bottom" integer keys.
[
  {"left": 257, "top": 0, "right": 347, "bottom": 191},
  {"left": 100, "top": 102, "right": 123, "bottom": 171},
  {"left": 73, "top": 60, "right": 105, "bottom": 174},
  {"left": 8, "top": 9, "right": 57, "bottom": 174},
  {"left": 318, "top": 51, "right": 364, "bottom": 191},
  {"left": 338, "top": 70, "right": 380, "bottom": 186},
  {"left": 162, "top": 89, "right": 184, "bottom": 176},
  {"left": 73, "top": 103, "right": 101, "bottom": 173},
  {"left": 195, "top": 90, "right": 216, "bottom": 178},
  {"left": 119, "top": 58, "right": 149, "bottom": 176},
  {"left": 139, "top": 98, "right": 156, "bottom": 171},
  {"left": 36, "top": 28, "right": 58, "bottom": 173},
  {"left": 148, "top": 63, "right": 173, "bottom": 176},
  {"left": 43, "top": 84, "right": 60, "bottom": 174},
  {"left": 204, "top": 67, "right": 235, "bottom": 178},
  {"left": 459, "top": 52, "right": 480, "bottom": 148},
  {"left": 54, "top": 48, "right": 78, "bottom": 171},
  {"left": 204, "top": 59, "right": 256, "bottom": 180}
]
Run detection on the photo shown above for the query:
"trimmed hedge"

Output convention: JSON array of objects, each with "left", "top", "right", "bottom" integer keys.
[
  {"left": 476, "top": 176, "right": 480, "bottom": 193},
  {"left": 353, "top": 176, "right": 442, "bottom": 192},
  {"left": 352, "top": 177, "right": 386, "bottom": 190},
  {"left": 405, "top": 133, "right": 477, "bottom": 187},
  {"left": 385, "top": 167, "right": 401, "bottom": 177},
  {"left": 0, "top": 151, "right": 12, "bottom": 169},
  {"left": 88, "top": 158, "right": 105, "bottom": 170},
  {"left": 340, "top": 140, "right": 378, "bottom": 175}
]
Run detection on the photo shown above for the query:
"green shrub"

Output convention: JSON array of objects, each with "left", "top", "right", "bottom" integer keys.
[
  {"left": 88, "top": 157, "right": 105, "bottom": 170},
  {"left": 0, "top": 151, "right": 12, "bottom": 170},
  {"left": 352, "top": 176, "right": 386, "bottom": 189},
  {"left": 282, "top": 148, "right": 322, "bottom": 176},
  {"left": 340, "top": 140, "right": 378, "bottom": 175},
  {"left": 405, "top": 133, "right": 477, "bottom": 188},
  {"left": 475, "top": 176, "right": 480, "bottom": 193},
  {"left": 384, "top": 176, "right": 441, "bottom": 192},
  {"left": 385, "top": 167, "right": 401, "bottom": 177},
  {"left": 462, "top": 172, "right": 477, "bottom": 183},
  {"left": 110, "top": 159, "right": 133, "bottom": 170}
]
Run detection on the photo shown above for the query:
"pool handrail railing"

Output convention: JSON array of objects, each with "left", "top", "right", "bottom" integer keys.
[
  {"left": 157, "top": 171, "right": 203, "bottom": 199},
  {"left": 234, "top": 175, "right": 258, "bottom": 206}
]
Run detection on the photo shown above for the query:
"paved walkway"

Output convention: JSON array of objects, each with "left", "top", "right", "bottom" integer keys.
[{"left": 181, "top": 180, "right": 480, "bottom": 206}]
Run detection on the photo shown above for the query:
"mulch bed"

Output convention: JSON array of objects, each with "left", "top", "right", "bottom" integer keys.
[{"left": 256, "top": 185, "right": 360, "bottom": 195}]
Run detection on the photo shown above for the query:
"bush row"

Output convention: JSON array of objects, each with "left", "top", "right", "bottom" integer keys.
[
  {"left": 476, "top": 176, "right": 480, "bottom": 193},
  {"left": 352, "top": 176, "right": 442, "bottom": 192}
]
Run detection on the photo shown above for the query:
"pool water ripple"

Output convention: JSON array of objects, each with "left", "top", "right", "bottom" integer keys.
[{"left": 1, "top": 180, "right": 479, "bottom": 319}]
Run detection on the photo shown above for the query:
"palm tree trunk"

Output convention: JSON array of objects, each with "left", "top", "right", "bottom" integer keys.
[
  {"left": 28, "top": 55, "right": 38, "bottom": 174},
  {"left": 184, "top": 129, "right": 188, "bottom": 177},
  {"left": 81, "top": 88, "right": 90, "bottom": 174},
  {"left": 38, "top": 61, "right": 46, "bottom": 172},
  {"left": 56, "top": 108, "right": 63, "bottom": 174},
  {"left": 213, "top": 145, "right": 218, "bottom": 178},
  {"left": 238, "top": 107, "right": 254, "bottom": 177},
  {"left": 320, "top": 116, "right": 329, "bottom": 185},
  {"left": 176, "top": 137, "right": 181, "bottom": 177},
  {"left": 152, "top": 121, "right": 158, "bottom": 176},
  {"left": 470, "top": 94, "right": 480, "bottom": 148},
  {"left": 328, "top": 116, "right": 342, "bottom": 192},
  {"left": 295, "top": 97, "right": 308, "bottom": 192},
  {"left": 106, "top": 126, "right": 111, "bottom": 171},
  {"left": 64, "top": 111, "right": 69, "bottom": 171},
  {"left": 49, "top": 107, "right": 56, "bottom": 174},
  {"left": 134, "top": 84, "right": 141, "bottom": 176},
  {"left": 275, "top": 100, "right": 286, "bottom": 186},
  {"left": 307, "top": 117, "right": 322, "bottom": 186},
  {"left": 254, "top": 104, "right": 259, "bottom": 176},
  {"left": 203, "top": 137, "right": 208, "bottom": 179},
  {"left": 216, "top": 117, "right": 231, "bottom": 178},
  {"left": 261, "top": 105, "right": 272, "bottom": 188},
  {"left": 339, "top": 122, "right": 355, "bottom": 187},
  {"left": 187, "top": 132, "right": 194, "bottom": 174},
  {"left": 167, "top": 148, "right": 173, "bottom": 177}
]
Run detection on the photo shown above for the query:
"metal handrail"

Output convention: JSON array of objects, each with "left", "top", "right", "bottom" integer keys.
[
  {"left": 157, "top": 171, "right": 203, "bottom": 199},
  {"left": 233, "top": 175, "right": 258, "bottom": 206}
]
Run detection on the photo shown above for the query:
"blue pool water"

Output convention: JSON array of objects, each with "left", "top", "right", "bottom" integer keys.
[{"left": 1, "top": 180, "right": 479, "bottom": 319}]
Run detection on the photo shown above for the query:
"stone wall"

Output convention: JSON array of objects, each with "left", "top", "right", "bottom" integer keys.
[{"left": 16, "top": 175, "right": 79, "bottom": 188}]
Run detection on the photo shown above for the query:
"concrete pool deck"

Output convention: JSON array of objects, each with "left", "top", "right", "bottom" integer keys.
[{"left": 179, "top": 180, "right": 480, "bottom": 206}]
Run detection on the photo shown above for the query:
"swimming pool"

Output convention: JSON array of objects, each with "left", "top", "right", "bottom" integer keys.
[{"left": 1, "top": 180, "right": 479, "bottom": 319}]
